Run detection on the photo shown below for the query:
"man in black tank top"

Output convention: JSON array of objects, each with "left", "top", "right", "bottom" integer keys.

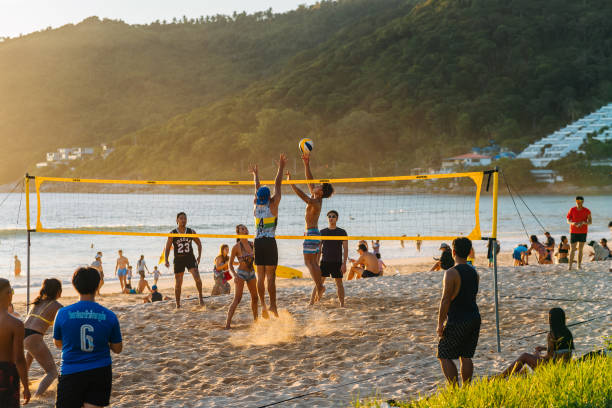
[
  {"left": 164, "top": 212, "right": 204, "bottom": 308},
  {"left": 436, "top": 237, "right": 481, "bottom": 385}
]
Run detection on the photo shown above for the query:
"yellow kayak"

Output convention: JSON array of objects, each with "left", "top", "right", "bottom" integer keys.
[{"left": 275, "top": 265, "right": 303, "bottom": 279}]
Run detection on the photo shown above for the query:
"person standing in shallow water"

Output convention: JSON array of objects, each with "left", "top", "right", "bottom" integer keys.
[{"left": 437, "top": 237, "right": 481, "bottom": 386}]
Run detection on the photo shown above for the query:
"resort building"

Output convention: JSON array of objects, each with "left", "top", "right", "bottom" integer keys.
[
  {"left": 518, "top": 103, "right": 612, "bottom": 167},
  {"left": 441, "top": 153, "right": 492, "bottom": 170}
]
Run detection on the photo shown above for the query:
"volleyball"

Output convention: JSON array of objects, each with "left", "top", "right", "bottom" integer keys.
[{"left": 298, "top": 138, "right": 314, "bottom": 156}]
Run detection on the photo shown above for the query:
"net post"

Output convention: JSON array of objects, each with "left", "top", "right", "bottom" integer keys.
[
  {"left": 492, "top": 168, "right": 501, "bottom": 352},
  {"left": 25, "top": 174, "right": 32, "bottom": 313}
]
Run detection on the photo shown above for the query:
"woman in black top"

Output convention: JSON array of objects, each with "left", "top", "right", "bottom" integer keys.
[
  {"left": 556, "top": 236, "right": 570, "bottom": 264},
  {"left": 496, "top": 308, "right": 574, "bottom": 378}
]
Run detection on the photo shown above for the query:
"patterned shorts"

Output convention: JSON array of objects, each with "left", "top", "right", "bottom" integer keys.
[
  {"left": 437, "top": 316, "right": 481, "bottom": 359},
  {"left": 303, "top": 228, "right": 321, "bottom": 255}
]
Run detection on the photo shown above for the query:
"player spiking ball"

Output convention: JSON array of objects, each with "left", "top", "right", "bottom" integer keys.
[{"left": 287, "top": 147, "right": 334, "bottom": 305}]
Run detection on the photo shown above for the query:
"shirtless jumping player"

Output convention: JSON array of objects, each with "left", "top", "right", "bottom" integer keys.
[
  {"left": 288, "top": 154, "right": 334, "bottom": 304},
  {"left": 0, "top": 278, "right": 30, "bottom": 406}
]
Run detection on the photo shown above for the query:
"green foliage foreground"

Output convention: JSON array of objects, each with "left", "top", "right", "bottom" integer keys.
[{"left": 354, "top": 357, "right": 612, "bottom": 408}]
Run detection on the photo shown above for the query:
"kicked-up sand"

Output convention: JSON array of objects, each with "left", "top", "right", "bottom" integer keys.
[{"left": 12, "top": 255, "right": 612, "bottom": 407}]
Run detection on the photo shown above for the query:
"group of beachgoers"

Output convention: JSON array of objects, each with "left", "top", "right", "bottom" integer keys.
[{"left": 511, "top": 196, "right": 612, "bottom": 269}]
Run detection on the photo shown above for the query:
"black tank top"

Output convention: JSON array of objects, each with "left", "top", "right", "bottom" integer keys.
[
  {"left": 171, "top": 227, "right": 195, "bottom": 258},
  {"left": 447, "top": 263, "right": 480, "bottom": 324}
]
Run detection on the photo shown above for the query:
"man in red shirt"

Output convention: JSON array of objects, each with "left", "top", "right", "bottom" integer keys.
[{"left": 566, "top": 196, "right": 592, "bottom": 270}]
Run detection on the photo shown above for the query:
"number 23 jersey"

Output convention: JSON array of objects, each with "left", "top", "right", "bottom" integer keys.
[
  {"left": 53, "top": 300, "right": 122, "bottom": 375},
  {"left": 171, "top": 227, "right": 196, "bottom": 258}
]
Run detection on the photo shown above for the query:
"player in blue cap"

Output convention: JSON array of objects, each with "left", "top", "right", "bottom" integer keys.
[{"left": 250, "top": 153, "right": 287, "bottom": 318}]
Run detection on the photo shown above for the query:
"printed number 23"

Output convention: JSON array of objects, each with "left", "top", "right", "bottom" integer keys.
[{"left": 80, "top": 324, "right": 94, "bottom": 352}]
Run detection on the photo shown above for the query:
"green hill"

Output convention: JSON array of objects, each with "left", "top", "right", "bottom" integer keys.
[{"left": 3, "top": 0, "right": 612, "bottom": 183}]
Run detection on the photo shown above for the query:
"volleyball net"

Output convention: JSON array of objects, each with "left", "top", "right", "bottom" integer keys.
[{"left": 25, "top": 171, "right": 496, "bottom": 242}]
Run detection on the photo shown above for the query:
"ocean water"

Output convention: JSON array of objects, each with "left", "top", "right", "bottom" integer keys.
[{"left": 0, "top": 192, "right": 610, "bottom": 289}]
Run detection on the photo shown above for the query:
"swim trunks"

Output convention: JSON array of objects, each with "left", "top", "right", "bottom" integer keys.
[
  {"left": 320, "top": 261, "right": 343, "bottom": 279},
  {"left": 174, "top": 254, "right": 197, "bottom": 274},
  {"left": 0, "top": 361, "right": 19, "bottom": 408},
  {"left": 254, "top": 237, "right": 278, "bottom": 266},
  {"left": 57, "top": 365, "right": 113, "bottom": 408},
  {"left": 437, "top": 316, "right": 481, "bottom": 359},
  {"left": 303, "top": 228, "right": 321, "bottom": 255},
  {"left": 570, "top": 233, "right": 587, "bottom": 243},
  {"left": 237, "top": 269, "right": 256, "bottom": 282},
  {"left": 117, "top": 268, "right": 127, "bottom": 277},
  {"left": 558, "top": 258, "right": 569, "bottom": 264},
  {"left": 361, "top": 270, "right": 380, "bottom": 278}
]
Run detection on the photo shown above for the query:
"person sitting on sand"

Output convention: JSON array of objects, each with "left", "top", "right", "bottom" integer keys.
[
  {"left": 437, "top": 237, "right": 480, "bottom": 386},
  {"left": 54, "top": 267, "right": 123, "bottom": 408},
  {"left": 136, "top": 274, "right": 152, "bottom": 294},
  {"left": 527, "top": 235, "right": 553, "bottom": 264},
  {"left": 430, "top": 243, "right": 452, "bottom": 271},
  {"left": 376, "top": 253, "right": 386, "bottom": 276},
  {"left": 225, "top": 224, "right": 258, "bottom": 329},
  {"left": 0, "top": 278, "right": 30, "bottom": 405},
  {"left": 599, "top": 238, "right": 610, "bottom": 258},
  {"left": 24, "top": 278, "right": 63, "bottom": 397},
  {"left": 122, "top": 283, "right": 136, "bottom": 294},
  {"left": 496, "top": 307, "right": 573, "bottom": 378},
  {"left": 143, "top": 285, "right": 171, "bottom": 303},
  {"left": 587, "top": 240, "right": 609, "bottom": 261},
  {"left": 348, "top": 244, "right": 380, "bottom": 278},
  {"left": 555, "top": 236, "right": 570, "bottom": 264},
  {"left": 212, "top": 244, "right": 231, "bottom": 296},
  {"left": 512, "top": 243, "right": 529, "bottom": 266}
]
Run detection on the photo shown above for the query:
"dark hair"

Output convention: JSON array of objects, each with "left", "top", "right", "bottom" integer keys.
[
  {"left": 176, "top": 211, "right": 187, "bottom": 220},
  {"left": 530, "top": 235, "right": 538, "bottom": 243},
  {"left": 545, "top": 231, "right": 550, "bottom": 235},
  {"left": 0, "top": 278, "right": 10, "bottom": 296},
  {"left": 601, "top": 238, "right": 608, "bottom": 245},
  {"left": 609, "top": 221, "right": 612, "bottom": 228},
  {"left": 452, "top": 237, "right": 472, "bottom": 259},
  {"left": 440, "top": 250, "right": 455, "bottom": 270},
  {"left": 375, "top": 253, "right": 381, "bottom": 259},
  {"left": 358, "top": 243, "right": 367, "bottom": 252},
  {"left": 575, "top": 196, "right": 584, "bottom": 201},
  {"left": 235, "top": 224, "right": 247, "bottom": 243},
  {"left": 560, "top": 235, "right": 567, "bottom": 243},
  {"left": 72, "top": 267, "right": 101, "bottom": 295},
  {"left": 327, "top": 210, "right": 339, "bottom": 218},
  {"left": 31, "top": 278, "right": 62, "bottom": 305},
  {"left": 548, "top": 307, "right": 574, "bottom": 351},
  {"left": 322, "top": 183, "right": 334, "bottom": 199}
]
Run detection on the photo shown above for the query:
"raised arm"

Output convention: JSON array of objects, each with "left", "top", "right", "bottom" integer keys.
[
  {"left": 287, "top": 171, "right": 311, "bottom": 204},
  {"left": 249, "top": 164, "right": 261, "bottom": 193},
  {"left": 302, "top": 155, "right": 315, "bottom": 194},
  {"left": 271, "top": 153, "right": 287, "bottom": 201}
]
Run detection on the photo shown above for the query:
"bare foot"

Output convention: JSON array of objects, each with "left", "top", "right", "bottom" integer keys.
[
  {"left": 224, "top": 325, "right": 231, "bottom": 330},
  {"left": 199, "top": 298, "right": 205, "bottom": 306},
  {"left": 270, "top": 307, "right": 279, "bottom": 318},
  {"left": 175, "top": 303, "right": 181, "bottom": 309},
  {"left": 262, "top": 308, "right": 270, "bottom": 319},
  {"left": 316, "top": 285, "right": 326, "bottom": 302}
]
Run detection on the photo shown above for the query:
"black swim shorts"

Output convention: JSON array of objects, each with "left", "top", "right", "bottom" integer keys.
[
  {"left": 173, "top": 254, "right": 198, "bottom": 274},
  {"left": 362, "top": 270, "right": 380, "bottom": 278},
  {"left": 57, "top": 365, "right": 113, "bottom": 408},
  {"left": 254, "top": 237, "right": 278, "bottom": 266},
  {"left": 570, "top": 233, "right": 587, "bottom": 243},
  {"left": 320, "top": 261, "right": 343, "bottom": 279},
  {"left": 437, "top": 316, "right": 481, "bottom": 360},
  {"left": 0, "top": 362, "right": 19, "bottom": 408}
]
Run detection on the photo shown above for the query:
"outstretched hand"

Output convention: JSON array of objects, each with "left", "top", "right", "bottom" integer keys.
[
  {"left": 277, "top": 153, "right": 288, "bottom": 167},
  {"left": 301, "top": 154, "right": 310, "bottom": 165},
  {"left": 285, "top": 170, "right": 291, "bottom": 181},
  {"left": 249, "top": 164, "right": 258, "bottom": 175}
]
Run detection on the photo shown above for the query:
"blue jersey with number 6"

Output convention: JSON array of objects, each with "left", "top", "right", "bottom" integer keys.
[{"left": 53, "top": 300, "right": 122, "bottom": 375}]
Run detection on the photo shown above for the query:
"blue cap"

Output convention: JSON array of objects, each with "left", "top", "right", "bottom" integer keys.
[
  {"left": 256, "top": 186, "right": 271, "bottom": 205},
  {"left": 152, "top": 285, "right": 158, "bottom": 290}
]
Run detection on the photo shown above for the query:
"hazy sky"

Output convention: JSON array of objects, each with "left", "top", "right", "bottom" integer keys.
[{"left": 0, "top": 0, "right": 320, "bottom": 38}]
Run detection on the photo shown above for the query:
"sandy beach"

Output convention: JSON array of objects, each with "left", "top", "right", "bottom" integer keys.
[{"left": 11, "top": 254, "right": 611, "bottom": 407}]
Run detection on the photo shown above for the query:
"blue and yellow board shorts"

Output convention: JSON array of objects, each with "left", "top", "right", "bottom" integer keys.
[{"left": 303, "top": 228, "right": 321, "bottom": 255}]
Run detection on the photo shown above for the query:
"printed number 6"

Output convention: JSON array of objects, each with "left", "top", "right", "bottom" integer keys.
[{"left": 80, "top": 324, "right": 94, "bottom": 352}]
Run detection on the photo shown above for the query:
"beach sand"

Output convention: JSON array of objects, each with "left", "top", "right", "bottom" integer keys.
[{"left": 12, "top": 254, "right": 611, "bottom": 407}]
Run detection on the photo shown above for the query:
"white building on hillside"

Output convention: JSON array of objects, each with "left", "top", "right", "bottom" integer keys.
[
  {"left": 441, "top": 153, "right": 492, "bottom": 170},
  {"left": 518, "top": 103, "right": 612, "bottom": 167}
]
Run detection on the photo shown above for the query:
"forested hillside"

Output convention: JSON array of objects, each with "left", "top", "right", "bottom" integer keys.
[{"left": 3, "top": 0, "right": 612, "bottom": 184}]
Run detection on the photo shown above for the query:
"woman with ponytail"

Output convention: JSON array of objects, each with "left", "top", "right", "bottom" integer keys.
[
  {"left": 497, "top": 307, "right": 574, "bottom": 378},
  {"left": 24, "top": 278, "right": 63, "bottom": 396}
]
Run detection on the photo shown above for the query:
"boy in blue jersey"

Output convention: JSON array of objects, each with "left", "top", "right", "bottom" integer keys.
[{"left": 54, "top": 267, "right": 123, "bottom": 408}]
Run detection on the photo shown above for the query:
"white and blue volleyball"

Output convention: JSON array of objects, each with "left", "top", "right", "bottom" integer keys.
[{"left": 298, "top": 138, "right": 314, "bottom": 156}]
